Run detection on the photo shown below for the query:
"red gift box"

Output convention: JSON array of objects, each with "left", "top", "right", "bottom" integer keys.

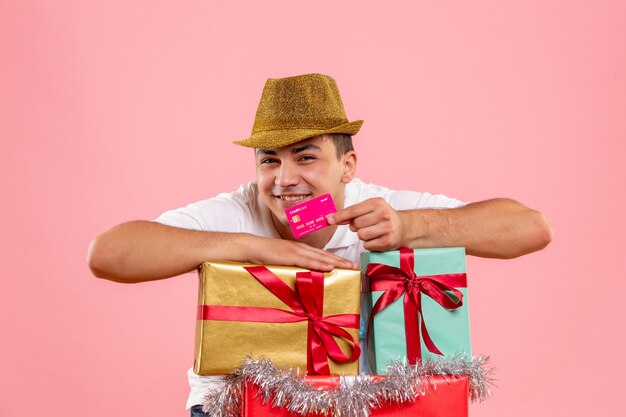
[{"left": 242, "top": 375, "right": 469, "bottom": 417}]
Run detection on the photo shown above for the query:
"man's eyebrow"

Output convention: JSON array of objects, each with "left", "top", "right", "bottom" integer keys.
[
  {"left": 292, "top": 143, "right": 321, "bottom": 154},
  {"left": 256, "top": 144, "right": 321, "bottom": 156}
]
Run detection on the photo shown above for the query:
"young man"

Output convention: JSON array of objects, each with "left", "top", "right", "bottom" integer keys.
[{"left": 87, "top": 73, "right": 552, "bottom": 415}]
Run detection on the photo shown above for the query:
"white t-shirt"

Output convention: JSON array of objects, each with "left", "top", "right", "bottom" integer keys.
[{"left": 153, "top": 178, "right": 467, "bottom": 409}]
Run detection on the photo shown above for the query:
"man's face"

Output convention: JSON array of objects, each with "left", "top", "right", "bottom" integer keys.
[{"left": 255, "top": 135, "right": 356, "bottom": 226}]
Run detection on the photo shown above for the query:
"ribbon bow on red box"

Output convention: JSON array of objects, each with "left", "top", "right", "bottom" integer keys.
[
  {"left": 198, "top": 266, "right": 360, "bottom": 375},
  {"left": 365, "top": 247, "right": 467, "bottom": 364}
]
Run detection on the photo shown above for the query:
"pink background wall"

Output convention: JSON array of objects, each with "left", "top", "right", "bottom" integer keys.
[{"left": 1, "top": 1, "right": 624, "bottom": 416}]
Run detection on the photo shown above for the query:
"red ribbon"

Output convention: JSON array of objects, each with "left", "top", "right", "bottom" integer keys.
[
  {"left": 197, "top": 266, "right": 360, "bottom": 375},
  {"left": 365, "top": 248, "right": 466, "bottom": 364}
]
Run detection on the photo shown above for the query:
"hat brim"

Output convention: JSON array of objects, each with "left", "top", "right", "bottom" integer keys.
[{"left": 233, "top": 120, "right": 363, "bottom": 149}]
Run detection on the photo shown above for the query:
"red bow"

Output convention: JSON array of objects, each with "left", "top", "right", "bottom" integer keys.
[
  {"left": 365, "top": 248, "right": 466, "bottom": 364},
  {"left": 198, "top": 266, "right": 360, "bottom": 375}
]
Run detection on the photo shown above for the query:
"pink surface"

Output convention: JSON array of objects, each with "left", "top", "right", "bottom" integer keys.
[{"left": 1, "top": 1, "right": 624, "bottom": 416}]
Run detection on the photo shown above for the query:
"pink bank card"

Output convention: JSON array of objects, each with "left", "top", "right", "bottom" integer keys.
[{"left": 285, "top": 193, "right": 337, "bottom": 239}]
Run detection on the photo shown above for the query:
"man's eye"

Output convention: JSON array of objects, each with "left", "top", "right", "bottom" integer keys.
[
  {"left": 261, "top": 158, "right": 278, "bottom": 164},
  {"left": 299, "top": 155, "right": 316, "bottom": 162}
]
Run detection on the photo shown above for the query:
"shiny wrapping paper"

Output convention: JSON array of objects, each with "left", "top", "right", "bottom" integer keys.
[
  {"left": 242, "top": 375, "right": 469, "bottom": 417},
  {"left": 194, "top": 262, "right": 361, "bottom": 375},
  {"left": 361, "top": 248, "right": 472, "bottom": 374}
]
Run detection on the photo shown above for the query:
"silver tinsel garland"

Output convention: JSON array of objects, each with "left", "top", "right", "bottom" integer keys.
[{"left": 202, "top": 355, "right": 494, "bottom": 417}]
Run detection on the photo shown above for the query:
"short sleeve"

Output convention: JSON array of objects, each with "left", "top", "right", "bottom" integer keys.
[
  {"left": 152, "top": 184, "right": 256, "bottom": 233},
  {"left": 385, "top": 190, "right": 468, "bottom": 211},
  {"left": 347, "top": 179, "right": 469, "bottom": 211},
  {"left": 153, "top": 206, "right": 206, "bottom": 231}
]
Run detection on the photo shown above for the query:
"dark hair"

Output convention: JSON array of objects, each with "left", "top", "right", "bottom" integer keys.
[{"left": 326, "top": 133, "right": 354, "bottom": 159}]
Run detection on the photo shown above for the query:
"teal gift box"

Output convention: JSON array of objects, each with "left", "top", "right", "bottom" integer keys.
[{"left": 361, "top": 247, "right": 471, "bottom": 374}]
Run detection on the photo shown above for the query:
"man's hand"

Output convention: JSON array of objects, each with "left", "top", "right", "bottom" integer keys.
[
  {"left": 329, "top": 197, "right": 553, "bottom": 259},
  {"left": 327, "top": 198, "right": 409, "bottom": 251},
  {"left": 87, "top": 221, "right": 359, "bottom": 284},
  {"left": 242, "top": 235, "right": 359, "bottom": 272}
]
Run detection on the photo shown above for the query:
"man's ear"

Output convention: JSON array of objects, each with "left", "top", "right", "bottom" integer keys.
[{"left": 341, "top": 151, "right": 357, "bottom": 183}]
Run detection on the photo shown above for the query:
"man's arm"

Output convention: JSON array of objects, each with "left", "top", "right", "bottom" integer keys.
[
  {"left": 87, "top": 221, "right": 358, "bottom": 283},
  {"left": 328, "top": 197, "right": 553, "bottom": 259}
]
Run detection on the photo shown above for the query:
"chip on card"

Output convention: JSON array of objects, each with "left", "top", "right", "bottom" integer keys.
[{"left": 285, "top": 193, "right": 337, "bottom": 239}]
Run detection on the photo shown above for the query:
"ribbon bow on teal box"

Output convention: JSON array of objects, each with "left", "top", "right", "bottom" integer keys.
[{"left": 361, "top": 247, "right": 472, "bottom": 374}]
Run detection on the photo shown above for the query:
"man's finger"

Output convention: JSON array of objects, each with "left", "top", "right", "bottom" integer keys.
[
  {"left": 300, "top": 246, "right": 359, "bottom": 270},
  {"left": 355, "top": 223, "right": 387, "bottom": 242},
  {"left": 362, "top": 236, "right": 395, "bottom": 252},
  {"left": 320, "top": 254, "right": 359, "bottom": 270},
  {"left": 312, "top": 254, "right": 357, "bottom": 270},
  {"left": 327, "top": 201, "right": 373, "bottom": 225},
  {"left": 349, "top": 211, "right": 382, "bottom": 231}
]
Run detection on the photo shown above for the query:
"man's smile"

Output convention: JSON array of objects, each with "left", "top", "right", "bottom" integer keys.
[
  {"left": 275, "top": 194, "right": 312, "bottom": 201},
  {"left": 272, "top": 192, "right": 315, "bottom": 210}
]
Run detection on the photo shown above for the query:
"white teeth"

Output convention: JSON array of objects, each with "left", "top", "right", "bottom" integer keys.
[{"left": 279, "top": 195, "right": 309, "bottom": 201}]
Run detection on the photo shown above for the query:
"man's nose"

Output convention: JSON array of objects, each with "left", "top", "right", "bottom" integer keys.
[{"left": 275, "top": 160, "right": 300, "bottom": 187}]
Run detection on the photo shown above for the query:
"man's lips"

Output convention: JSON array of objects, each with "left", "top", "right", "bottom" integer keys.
[
  {"left": 272, "top": 193, "right": 314, "bottom": 209},
  {"left": 274, "top": 194, "right": 312, "bottom": 202}
]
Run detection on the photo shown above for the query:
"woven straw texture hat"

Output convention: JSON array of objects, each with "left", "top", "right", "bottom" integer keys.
[{"left": 234, "top": 73, "right": 363, "bottom": 148}]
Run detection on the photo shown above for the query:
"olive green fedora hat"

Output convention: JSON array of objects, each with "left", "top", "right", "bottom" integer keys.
[{"left": 234, "top": 73, "right": 363, "bottom": 148}]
